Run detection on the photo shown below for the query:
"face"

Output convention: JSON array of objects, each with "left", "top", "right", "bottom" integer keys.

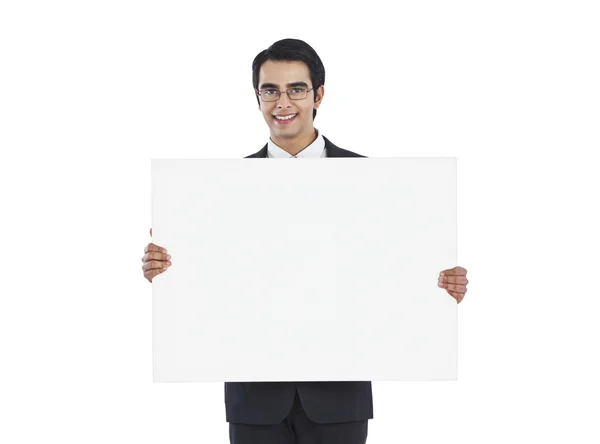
[{"left": 255, "top": 60, "right": 324, "bottom": 143}]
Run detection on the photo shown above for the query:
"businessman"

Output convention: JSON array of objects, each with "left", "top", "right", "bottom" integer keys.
[{"left": 142, "top": 38, "right": 469, "bottom": 444}]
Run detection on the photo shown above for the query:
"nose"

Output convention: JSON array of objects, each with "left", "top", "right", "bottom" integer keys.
[{"left": 276, "top": 92, "right": 293, "bottom": 108}]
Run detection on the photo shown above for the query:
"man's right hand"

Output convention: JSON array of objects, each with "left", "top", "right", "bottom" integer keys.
[{"left": 142, "top": 228, "right": 172, "bottom": 283}]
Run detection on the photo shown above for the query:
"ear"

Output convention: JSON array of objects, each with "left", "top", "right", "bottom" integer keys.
[
  {"left": 255, "top": 90, "right": 262, "bottom": 111},
  {"left": 314, "top": 85, "right": 325, "bottom": 109}
]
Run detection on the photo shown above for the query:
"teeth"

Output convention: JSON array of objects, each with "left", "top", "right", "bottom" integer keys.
[{"left": 274, "top": 114, "right": 297, "bottom": 120}]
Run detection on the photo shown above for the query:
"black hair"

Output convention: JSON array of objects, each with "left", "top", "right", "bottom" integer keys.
[{"left": 252, "top": 38, "right": 325, "bottom": 120}]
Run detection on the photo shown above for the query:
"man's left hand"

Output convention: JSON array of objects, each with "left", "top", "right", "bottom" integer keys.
[{"left": 438, "top": 266, "right": 468, "bottom": 303}]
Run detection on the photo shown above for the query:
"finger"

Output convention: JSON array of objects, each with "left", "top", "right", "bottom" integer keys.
[
  {"left": 142, "top": 260, "right": 171, "bottom": 272},
  {"left": 447, "top": 290, "right": 465, "bottom": 303},
  {"left": 144, "top": 243, "right": 168, "bottom": 254},
  {"left": 439, "top": 276, "right": 469, "bottom": 285},
  {"left": 440, "top": 266, "right": 467, "bottom": 276},
  {"left": 142, "top": 251, "right": 171, "bottom": 263},
  {"left": 444, "top": 283, "right": 467, "bottom": 293},
  {"left": 145, "top": 268, "right": 165, "bottom": 282}
]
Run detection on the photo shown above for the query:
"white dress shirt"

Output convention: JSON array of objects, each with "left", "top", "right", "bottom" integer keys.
[{"left": 267, "top": 129, "right": 327, "bottom": 158}]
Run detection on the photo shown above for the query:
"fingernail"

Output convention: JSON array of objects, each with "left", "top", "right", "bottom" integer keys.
[{"left": 166, "top": 255, "right": 171, "bottom": 259}]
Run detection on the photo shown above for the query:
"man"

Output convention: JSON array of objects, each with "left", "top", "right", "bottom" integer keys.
[{"left": 142, "top": 38, "right": 469, "bottom": 444}]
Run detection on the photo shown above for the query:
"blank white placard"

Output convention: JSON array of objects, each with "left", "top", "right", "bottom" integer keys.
[{"left": 152, "top": 158, "right": 457, "bottom": 382}]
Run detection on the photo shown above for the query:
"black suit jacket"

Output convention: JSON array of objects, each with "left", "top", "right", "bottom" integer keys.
[{"left": 224, "top": 136, "right": 373, "bottom": 425}]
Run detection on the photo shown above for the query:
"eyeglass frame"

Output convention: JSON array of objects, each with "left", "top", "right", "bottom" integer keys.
[{"left": 256, "top": 86, "right": 315, "bottom": 102}]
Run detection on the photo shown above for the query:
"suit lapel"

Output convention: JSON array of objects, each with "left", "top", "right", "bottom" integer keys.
[{"left": 322, "top": 136, "right": 345, "bottom": 157}]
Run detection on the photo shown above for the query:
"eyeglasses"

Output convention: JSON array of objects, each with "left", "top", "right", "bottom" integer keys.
[{"left": 256, "top": 87, "right": 314, "bottom": 102}]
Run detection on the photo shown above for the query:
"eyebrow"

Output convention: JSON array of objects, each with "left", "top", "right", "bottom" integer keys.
[{"left": 259, "top": 81, "right": 310, "bottom": 89}]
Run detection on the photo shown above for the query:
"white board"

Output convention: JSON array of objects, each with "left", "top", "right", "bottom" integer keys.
[{"left": 152, "top": 158, "right": 457, "bottom": 382}]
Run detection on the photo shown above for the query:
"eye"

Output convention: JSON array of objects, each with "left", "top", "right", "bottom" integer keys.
[
  {"left": 291, "top": 88, "right": 305, "bottom": 94},
  {"left": 263, "top": 89, "right": 278, "bottom": 96}
]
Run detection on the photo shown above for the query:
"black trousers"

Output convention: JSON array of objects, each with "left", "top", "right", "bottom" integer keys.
[{"left": 229, "top": 389, "right": 369, "bottom": 444}]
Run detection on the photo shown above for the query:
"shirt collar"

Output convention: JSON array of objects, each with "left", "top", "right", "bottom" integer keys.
[{"left": 267, "top": 129, "right": 326, "bottom": 158}]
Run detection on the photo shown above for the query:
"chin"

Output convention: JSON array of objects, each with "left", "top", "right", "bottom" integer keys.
[{"left": 275, "top": 131, "right": 298, "bottom": 139}]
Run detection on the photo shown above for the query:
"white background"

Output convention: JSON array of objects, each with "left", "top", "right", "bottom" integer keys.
[{"left": 1, "top": 1, "right": 598, "bottom": 443}]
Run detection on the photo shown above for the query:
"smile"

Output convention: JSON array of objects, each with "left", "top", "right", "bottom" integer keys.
[{"left": 273, "top": 113, "right": 298, "bottom": 124}]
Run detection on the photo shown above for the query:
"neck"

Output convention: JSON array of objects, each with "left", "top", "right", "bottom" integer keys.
[{"left": 271, "top": 129, "right": 318, "bottom": 156}]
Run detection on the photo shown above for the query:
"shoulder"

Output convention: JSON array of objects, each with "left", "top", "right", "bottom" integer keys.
[
  {"left": 323, "top": 136, "right": 367, "bottom": 158},
  {"left": 329, "top": 146, "right": 367, "bottom": 158},
  {"left": 245, "top": 144, "right": 268, "bottom": 158},
  {"left": 244, "top": 145, "right": 267, "bottom": 159}
]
